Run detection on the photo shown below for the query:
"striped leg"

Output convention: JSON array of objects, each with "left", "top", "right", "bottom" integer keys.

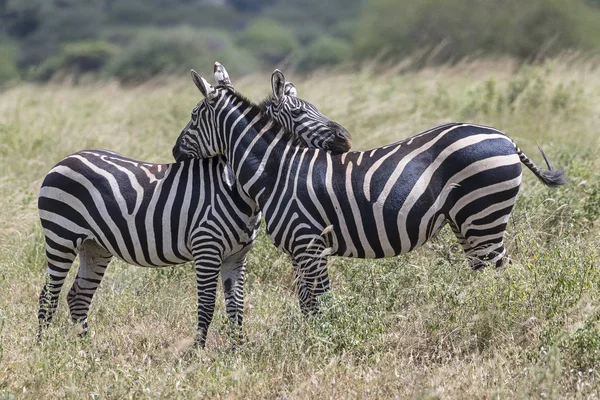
[
  {"left": 67, "top": 240, "right": 112, "bottom": 336},
  {"left": 293, "top": 240, "right": 330, "bottom": 315},
  {"left": 221, "top": 255, "right": 246, "bottom": 344},
  {"left": 192, "top": 248, "right": 222, "bottom": 348},
  {"left": 37, "top": 234, "right": 79, "bottom": 337},
  {"left": 449, "top": 213, "right": 512, "bottom": 270}
]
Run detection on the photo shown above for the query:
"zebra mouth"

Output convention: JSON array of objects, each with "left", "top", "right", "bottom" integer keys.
[{"left": 327, "top": 123, "right": 352, "bottom": 153}]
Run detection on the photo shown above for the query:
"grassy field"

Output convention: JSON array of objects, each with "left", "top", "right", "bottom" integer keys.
[{"left": 1, "top": 57, "right": 600, "bottom": 398}]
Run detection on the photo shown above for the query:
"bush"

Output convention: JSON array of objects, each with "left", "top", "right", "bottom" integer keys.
[
  {"left": 106, "top": 26, "right": 259, "bottom": 83},
  {"left": 458, "top": 64, "right": 586, "bottom": 119},
  {"left": 0, "top": 41, "right": 20, "bottom": 84},
  {"left": 294, "top": 36, "right": 351, "bottom": 72},
  {"left": 31, "top": 40, "right": 118, "bottom": 81},
  {"left": 355, "top": 0, "right": 600, "bottom": 64},
  {"left": 264, "top": 0, "right": 362, "bottom": 44},
  {"left": 237, "top": 18, "right": 298, "bottom": 65}
]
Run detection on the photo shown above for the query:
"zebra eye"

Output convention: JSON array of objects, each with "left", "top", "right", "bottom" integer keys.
[{"left": 290, "top": 108, "right": 303, "bottom": 118}]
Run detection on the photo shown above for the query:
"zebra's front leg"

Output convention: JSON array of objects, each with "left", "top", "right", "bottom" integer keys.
[
  {"left": 292, "top": 254, "right": 330, "bottom": 316},
  {"left": 192, "top": 254, "right": 221, "bottom": 348},
  {"left": 221, "top": 255, "right": 246, "bottom": 345},
  {"left": 67, "top": 241, "right": 112, "bottom": 337}
]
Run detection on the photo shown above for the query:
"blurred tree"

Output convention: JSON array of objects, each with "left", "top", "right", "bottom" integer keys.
[
  {"left": 295, "top": 36, "right": 351, "bottom": 71},
  {"left": 265, "top": 0, "right": 362, "bottom": 43},
  {"left": 237, "top": 18, "right": 298, "bottom": 64},
  {"left": 107, "top": 26, "right": 259, "bottom": 82},
  {"left": 226, "top": 0, "right": 275, "bottom": 12},
  {"left": 2, "top": 0, "right": 104, "bottom": 68},
  {"left": 0, "top": 41, "right": 19, "bottom": 83},
  {"left": 355, "top": 0, "right": 600, "bottom": 64},
  {"left": 32, "top": 40, "right": 118, "bottom": 81},
  {"left": 1, "top": 0, "right": 599, "bottom": 82},
  {"left": 0, "top": 0, "right": 43, "bottom": 39}
]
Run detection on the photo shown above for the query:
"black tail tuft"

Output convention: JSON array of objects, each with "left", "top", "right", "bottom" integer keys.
[
  {"left": 537, "top": 167, "right": 567, "bottom": 187},
  {"left": 517, "top": 144, "right": 567, "bottom": 187},
  {"left": 536, "top": 145, "right": 567, "bottom": 187}
]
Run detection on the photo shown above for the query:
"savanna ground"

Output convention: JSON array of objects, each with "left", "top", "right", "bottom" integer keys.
[{"left": 1, "top": 57, "right": 600, "bottom": 398}]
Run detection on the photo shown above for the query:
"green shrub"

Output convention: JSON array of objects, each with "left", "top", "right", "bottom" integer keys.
[
  {"left": 107, "top": 1, "right": 245, "bottom": 30},
  {"left": 563, "top": 313, "right": 600, "bottom": 372},
  {"left": 107, "top": 26, "right": 259, "bottom": 83},
  {"left": 415, "top": 64, "right": 589, "bottom": 120},
  {"left": 355, "top": 0, "right": 600, "bottom": 64},
  {"left": 295, "top": 36, "right": 351, "bottom": 72},
  {"left": 237, "top": 18, "right": 298, "bottom": 65},
  {"left": 0, "top": 41, "right": 20, "bottom": 84},
  {"left": 264, "top": 0, "right": 362, "bottom": 44},
  {"left": 31, "top": 40, "right": 118, "bottom": 81}
]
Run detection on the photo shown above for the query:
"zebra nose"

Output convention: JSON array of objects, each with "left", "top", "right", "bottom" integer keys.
[{"left": 328, "top": 122, "right": 352, "bottom": 153}]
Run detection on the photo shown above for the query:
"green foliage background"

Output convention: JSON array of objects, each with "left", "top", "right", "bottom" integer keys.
[{"left": 1, "top": 0, "right": 600, "bottom": 83}]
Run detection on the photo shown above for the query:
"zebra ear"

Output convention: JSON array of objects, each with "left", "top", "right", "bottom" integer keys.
[
  {"left": 284, "top": 82, "right": 297, "bottom": 97},
  {"left": 271, "top": 69, "right": 286, "bottom": 102},
  {"left": 214, "top": 61, "right": 233, "bottom": 88},
  {"left": 191, "top": 69, "right": 216, "bottom": 100}
]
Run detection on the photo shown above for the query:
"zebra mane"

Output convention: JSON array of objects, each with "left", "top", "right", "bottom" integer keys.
[
  {"left": 227, "top": 88, "right": 307, "bottom": 148},
  {"left": 256, "top": 95, "right": 274, "bottom": 114}
]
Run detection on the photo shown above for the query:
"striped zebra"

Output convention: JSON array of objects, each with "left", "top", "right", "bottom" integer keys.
[
  {"left": 174, "top": 63, "right": 566, "bottom": 314},
  {"left": 173, "top": 65, "right": 351, "bottom": 161},
  {"left": 36, "top": 72, "right": 351, "bottom": 347}
]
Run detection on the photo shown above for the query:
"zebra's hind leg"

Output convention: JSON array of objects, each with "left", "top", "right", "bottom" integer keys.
[
  {"left": 38, "top": 234, "right": 79, "bottom": 340},
  {"left": 192, "top": 250, "right": 222, "bottom": 348},
  {"left": 67, "top": 240, "right": 112, "bottom": 337},
  {"left": 220, "top": 254, "right": 246, "bottom": 345},
  {"left": 449, "top": 219, "right": 511, "bottom": 270}
]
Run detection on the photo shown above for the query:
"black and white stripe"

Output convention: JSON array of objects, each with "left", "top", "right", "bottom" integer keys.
[
  {"left": 36, "top": 71, "right": 350, "bottom": 347},
  {"left": 175, "top": 63, "right": 565, "bottom": 314}
]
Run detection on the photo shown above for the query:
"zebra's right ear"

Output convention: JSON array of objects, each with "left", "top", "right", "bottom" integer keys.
[
  {"left": 191, "top": 69, "right": 216, "bottom": 100},
  {"left": 284, "top": 82, "right": 297, "bottom": 97},
  {"left": 214, "top": 61, "right": 233, "bottom": 88},
  {"left": 271, "top": 69, "right": 286, "bottom": 102}
]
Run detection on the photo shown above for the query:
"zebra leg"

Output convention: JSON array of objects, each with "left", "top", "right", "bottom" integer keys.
[
  {"left": 37, "top": 234, "right": 79, "bottom": 339},
  {"left": 192, "top": 252, "right": 221, "bottom": 348},
  {"left": 292, "top": 254, "right": 330, "bottom": 316},
  {"left": 67, "top": 240, "right": 112, "bottom": 337},
  {"left": 221, "top": 255, "right": 246, "bottom": 345},
  {"left": 449, "top": 218, "right": 511, "bottom": 270}
]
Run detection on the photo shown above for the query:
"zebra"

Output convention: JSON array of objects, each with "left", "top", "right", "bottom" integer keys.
[
  {"left": 36, "top": 71, "right": 351, "bottom": 348},
  {"left": 173, "top": 62, "right": 566, "bottom": 314},
  {"left": 173, "top": 65, "right": 351, "bottom": 161}
]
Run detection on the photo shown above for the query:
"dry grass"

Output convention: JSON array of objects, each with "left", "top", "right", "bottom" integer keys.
[{"left": 1, "top": 58, "right": 600, "bottom": 399}]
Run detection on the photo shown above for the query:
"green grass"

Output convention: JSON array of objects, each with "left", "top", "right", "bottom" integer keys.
[{"left": 1, "top": 57, "right": 600, "bottom": 398}]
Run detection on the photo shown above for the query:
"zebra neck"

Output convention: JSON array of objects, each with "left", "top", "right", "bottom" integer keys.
[{"left": 225, "top": 116, "right": 294, "bottom": 205}]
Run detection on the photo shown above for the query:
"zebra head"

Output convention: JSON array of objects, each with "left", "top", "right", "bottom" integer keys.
[
  {"left": 262, "top": 69, "right": 352, "bottom": 153},
  {"left": 172, "top": 62, "right": 351, "bottom": 161}
]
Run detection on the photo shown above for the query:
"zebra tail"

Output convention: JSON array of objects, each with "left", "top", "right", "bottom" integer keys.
[{"left": 515, "top": 144, "right": 566, "bottom": 187}]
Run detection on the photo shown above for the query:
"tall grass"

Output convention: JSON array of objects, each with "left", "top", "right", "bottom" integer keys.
[{"left": 1, "top": 58, "right": 599, "bottom": 398}]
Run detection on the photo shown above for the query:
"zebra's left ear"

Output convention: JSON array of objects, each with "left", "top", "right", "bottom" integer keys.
[
  {"left": 284, "top": 82, "right": 297, "bottom": 97},
  {"left": 191, "top": 69, "right": 216, "bottom": 101},
  {"left": 271, "top": 69, "right": 286, "bottom": 102}
]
